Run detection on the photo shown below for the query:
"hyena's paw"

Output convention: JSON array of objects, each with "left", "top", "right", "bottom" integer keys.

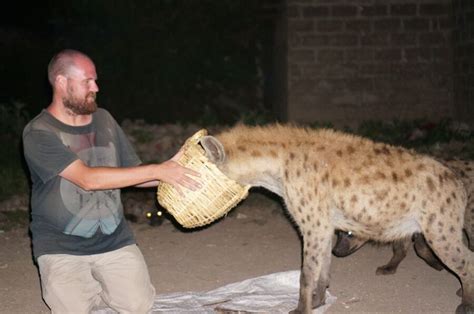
[{"left": 375, "top": 265, "right": 397, "bottom": 275}]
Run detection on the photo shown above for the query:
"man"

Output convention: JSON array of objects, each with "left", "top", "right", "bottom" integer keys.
[{"left": 22, "top": 49, "right": 201, "bottom": 313}]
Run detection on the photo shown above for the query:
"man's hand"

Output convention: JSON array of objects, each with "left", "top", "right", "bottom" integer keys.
[{"left": 156, "top": 154, "right": 201, "bottom": 196}]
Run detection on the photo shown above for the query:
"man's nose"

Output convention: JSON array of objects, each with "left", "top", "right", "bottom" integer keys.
[{"left": 90, "top": 81, "right": 99, "bottom": 92}]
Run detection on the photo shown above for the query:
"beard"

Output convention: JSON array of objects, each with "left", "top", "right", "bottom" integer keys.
[{"left": 63, "top": 92, "right": 98, "bottom": 115}]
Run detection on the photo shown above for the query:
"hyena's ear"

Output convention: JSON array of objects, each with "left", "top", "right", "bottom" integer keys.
[{"left": 201, "top": 136, "right": 226, "bottom": 164}]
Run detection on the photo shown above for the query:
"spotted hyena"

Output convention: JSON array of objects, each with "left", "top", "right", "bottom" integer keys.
[
  {"left": 200, "top": 124, "right": 473, "bottom": 313},
  {"left": 333, "top": 159, "right": 474, "bottom": 275}
]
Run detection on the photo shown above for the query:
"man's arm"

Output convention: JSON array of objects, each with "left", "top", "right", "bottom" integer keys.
[{"left": 60, "top": 157, "right": 200, "bottom": 194}]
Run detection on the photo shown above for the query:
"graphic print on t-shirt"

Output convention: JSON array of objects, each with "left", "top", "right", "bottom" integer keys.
[{"left": 59, "top": 132, "right": 122, "bottom": 238}]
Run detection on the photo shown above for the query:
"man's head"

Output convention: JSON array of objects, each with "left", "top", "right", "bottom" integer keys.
[{"left": 48, "top": 49, "right": 99, "bottom": 115}]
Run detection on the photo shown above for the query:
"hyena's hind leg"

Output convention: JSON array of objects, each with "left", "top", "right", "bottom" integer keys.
[
  {"left": 464, "top": 203, "right": 474, "bottom": 251},
  {"left": 448, "top": 160, "right": 474, "bottom": 251},
  {"left": 421, "top": 209, "right": 474, "bottom": 313},
  {"left": 376, "top": 238, "right": 410, "bottom": 275},
  {"left": 413, "top": 233, "right": 444, "bottom": 271},
  {"left": 377, "top": 234, "right": 443, "bottom": 275}
]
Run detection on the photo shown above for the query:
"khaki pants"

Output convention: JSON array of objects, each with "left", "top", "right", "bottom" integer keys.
[{"left": 37, "top": 244, "right": 155, "bottom": 314}]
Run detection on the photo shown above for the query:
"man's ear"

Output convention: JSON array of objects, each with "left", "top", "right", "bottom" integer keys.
[
  {"left": 201, "top": 136, "right": 225, "bottom": 164},
  {"left": 55, "top": 75, "right": 67, "bottom": 90}
]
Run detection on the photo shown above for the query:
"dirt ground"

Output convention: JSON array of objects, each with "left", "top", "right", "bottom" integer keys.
[{"left": 0, "top": 191, "right": 462, "bottom": 313}]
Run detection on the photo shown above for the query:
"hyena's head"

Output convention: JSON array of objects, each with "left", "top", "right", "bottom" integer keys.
[
  {"left": 201, "top": 125, "right": 287, "bottom": 194},
  {"left": 201, "top": 134, "right": 241, "bottom": 181},
  {"left": 201, "top": 133, "right": 272, "bottom": 188},
  {"left": 332, "top": 231, "right": 368, "bottom": 257}
]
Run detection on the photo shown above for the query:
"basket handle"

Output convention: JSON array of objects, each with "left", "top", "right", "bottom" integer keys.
[{"left": 183, "top": 129, "right": 208, "bottom": 147}]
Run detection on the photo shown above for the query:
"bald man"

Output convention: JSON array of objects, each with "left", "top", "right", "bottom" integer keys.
[{"left": 23, "top": 49, "right": 200, "bottom": 313}]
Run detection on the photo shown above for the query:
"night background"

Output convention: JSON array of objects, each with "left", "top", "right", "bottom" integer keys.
[
  {"left": 1, "top": 1, "right": 274, "bottom": 126},
  {"left": 1, "top": 2, "right": 474, "bottom": 312},
  {"left": 0, "top": 0, "right": 473, "bottom": 207}
]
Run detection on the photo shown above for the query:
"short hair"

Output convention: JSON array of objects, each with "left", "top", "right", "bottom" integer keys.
[{"left": 47, "top": 49, "right": 91, "bottom": 85}]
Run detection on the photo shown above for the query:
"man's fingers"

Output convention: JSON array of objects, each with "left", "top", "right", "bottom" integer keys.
[
  {"left": 183, "top": 167, "right": 201, "bottom": 178},
  {"left": 172, "top": 176, "right": 199, "bottom": 195},
  {"left": 174, "top": 172, "right": 201, "bottom": 190},
  {"left": 173, "top": 184, "right": 184, "bottom": 197},
  {"left": 159, "top": 159, "right": 203, "bottom": 191},
  {"left": 181, "top": 175, "right": 202, "bottom": 190}
]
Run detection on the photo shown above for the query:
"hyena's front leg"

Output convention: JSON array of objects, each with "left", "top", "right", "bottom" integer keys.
[
  {"left": 291, "top": 218, "right": 334, "bottom": 314},
  {"left": 312, "top": 232, "right": 333, "bottom": 307}
]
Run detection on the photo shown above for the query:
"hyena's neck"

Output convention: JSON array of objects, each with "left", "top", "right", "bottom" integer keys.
[
  {"left": 225, "top": 153, "right": 285, "bottom": 196},
  {"left": 248, "top": 169, "right": 285, "bottom": 196},
  {"left": 217, "top": 136, "right": 286, "bottom": 196}
]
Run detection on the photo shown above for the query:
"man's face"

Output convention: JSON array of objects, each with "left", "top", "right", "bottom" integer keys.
[{"left": 63, "top": 58, "right": 99, "bottom": 115}]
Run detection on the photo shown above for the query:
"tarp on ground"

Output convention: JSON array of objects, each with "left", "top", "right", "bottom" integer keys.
[{"left": 93, "top": 270, "right": 336, "bottom": 313}]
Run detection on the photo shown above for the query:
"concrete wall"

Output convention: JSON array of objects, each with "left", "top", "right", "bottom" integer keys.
[{"left": 285, "top": 0, "right": 454, "bottom": 127}]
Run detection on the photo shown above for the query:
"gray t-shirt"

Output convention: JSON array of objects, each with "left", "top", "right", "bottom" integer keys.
[{"left": 23, "top": 108, "right": 140, "bottom": 259}]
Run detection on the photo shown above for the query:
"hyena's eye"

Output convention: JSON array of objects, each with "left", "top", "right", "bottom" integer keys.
[
  {"left": 145, "top": 209, "right": 165, "bottom": 227},
  {"left": 145, "top": 210, "right": 163, "bottom": 218},
  {"left": 347, "top": 231, "right": 353, "bottom": 237}
]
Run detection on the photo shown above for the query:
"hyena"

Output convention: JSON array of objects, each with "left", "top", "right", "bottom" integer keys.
[
  {"left": 333, "top": 159, "right": 474, "bottom": 275},
  {"left": 200, "top": 124, "right": 473, "bottom": 313}
]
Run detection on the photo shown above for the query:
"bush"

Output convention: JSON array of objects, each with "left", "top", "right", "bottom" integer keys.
[
  {"left": 0, "top": 101, "right": 30, "bottom": 201},
  {"left": 0, "top": 101, "right": 30, "bottom": 137}
]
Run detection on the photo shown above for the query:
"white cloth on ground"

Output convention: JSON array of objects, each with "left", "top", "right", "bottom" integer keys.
[{"left": 93, "top": 270, "right": 336, "bottom": 313}]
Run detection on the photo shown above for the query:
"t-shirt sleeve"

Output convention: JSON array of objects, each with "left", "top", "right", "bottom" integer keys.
[{"left": 23, "top": 130, "right": 78, "bottom": 183}]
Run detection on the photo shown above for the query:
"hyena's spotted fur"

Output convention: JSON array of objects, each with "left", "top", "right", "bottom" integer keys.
[
  {"left": 450, "top": 159, "right": 474, "bottom": 249},
  {"left": 201, "top": 124, "right": 473, "bottom": 313},
  {"left": 333, "top": 159, "right": 474, "bottom": 275}
]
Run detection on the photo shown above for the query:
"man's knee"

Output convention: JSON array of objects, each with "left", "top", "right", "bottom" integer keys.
[
  {"left": 106, "top": 284, "right": 155, "bottom": 314},
  {"left": 125, "top": 296, "right": 154, "bottom": 314},
  {"left": 38, "top": 254, "right": 101, "bottom": 313},
  {"left": 42, "top": 283, "right": 96, "bottom": 314}
]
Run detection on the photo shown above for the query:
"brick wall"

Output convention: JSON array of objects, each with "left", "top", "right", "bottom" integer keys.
[
  {"left": 453, "top": 0, "right": 474, "bottom": 124},
  {"left": 285, "top": 0, "right": 454, "bottom": 127}
]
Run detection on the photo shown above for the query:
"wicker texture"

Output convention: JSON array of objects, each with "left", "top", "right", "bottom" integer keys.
[{"left": 157, "top": 129, "right": 250, "bottom": 228}]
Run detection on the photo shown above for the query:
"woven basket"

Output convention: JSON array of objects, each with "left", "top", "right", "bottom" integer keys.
[{"left": 156, "top": 129, "right": 250, "bottom": 228}]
